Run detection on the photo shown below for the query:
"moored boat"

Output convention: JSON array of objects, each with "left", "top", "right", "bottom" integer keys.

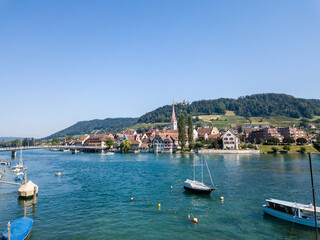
[
  {"left": 263, "top": 198, "right": 320, "bottom": 228},
  {"left": 2, "top": 217, "right": 33, "bottom": 240},
  {"left": 184, "top": 179, "right": 213, "bottom": 194},
  {"left": 15, "top": 173, "right": 24, "bottom": 181},
  {"left": 184, "top": 155, "right": 215, "bottom": 195}
]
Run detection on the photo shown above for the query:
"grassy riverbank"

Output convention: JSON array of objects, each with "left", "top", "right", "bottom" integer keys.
[{"left": 258, "top": 144, "right": 319, "bottom": 153}]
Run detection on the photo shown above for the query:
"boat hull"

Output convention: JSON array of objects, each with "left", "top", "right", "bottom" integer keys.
[
  {"left": 184, "top": 186, "right": 213, "bottom": 195},
  {"left": 263, "top": 206, "right": 320, "bottom": 228},
  {"left": 2, "top": 217, "right": 33, "bottom": 240}
]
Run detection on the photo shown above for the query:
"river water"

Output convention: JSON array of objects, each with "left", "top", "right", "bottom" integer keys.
[{"left": 0, "top": 150, "right": 319, "bottom": 239}]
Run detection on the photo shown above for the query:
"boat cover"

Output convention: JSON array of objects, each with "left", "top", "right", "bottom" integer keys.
[
  {"left": 266, "top": 198, "right": 320, "bottom": 213},
  {"left": 2, "top": 217, "right": 33, "bottom": 240},
  {"left": 15, "top": 174, "right": 24, "bottom": 181},
  {"left": 184, "top": 179, "right": 212, "bottom": 191},
  {"left": 18, "top": 181, "right": 38, "bottom": 197}
]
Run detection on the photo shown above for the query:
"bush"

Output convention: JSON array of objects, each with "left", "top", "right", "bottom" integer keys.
[
  {"left": 271, "top": 147, "right": 279, "bottom": 153},
  {"left": 194, "top": 142, "right": 204, "bottom": 149},
  {"left": 297, "top": 138, "right": 307, "bottom": 145},
  {"left": 283, "top": 145, "right": 291, "bottom": 151},
  {"left": 300, "top": 147, "right": 307, "bottom": 154}
]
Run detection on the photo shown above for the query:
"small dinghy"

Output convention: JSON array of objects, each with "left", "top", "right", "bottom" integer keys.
[
  {"left": 15, "top": 173, "right": 24, "bottom": 181},
  {"left": 2, "top": 217, "right": 33, "bottom": 240}
]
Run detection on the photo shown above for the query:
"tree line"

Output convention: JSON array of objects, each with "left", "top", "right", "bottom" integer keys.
[{"left": 0, "top": 138, "right": 36, "bottom": 147}]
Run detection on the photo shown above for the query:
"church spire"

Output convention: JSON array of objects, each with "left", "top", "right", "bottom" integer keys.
[
  {"left": 171, "top": 98, "right": 177, "bottom": 121},
  {"left": 170, "top": 98, "right": 178, "bottom": 130}
]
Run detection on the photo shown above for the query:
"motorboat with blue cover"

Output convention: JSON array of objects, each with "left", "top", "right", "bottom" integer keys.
[{"left": 2, "top": 217, "right": 33, "bottom": 240}]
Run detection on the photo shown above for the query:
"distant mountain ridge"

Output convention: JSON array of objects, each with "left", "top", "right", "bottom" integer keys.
[
  {"left": 0, "top": 137, "right": 25, "bottom": 141},
  {"left": 138, "top": 93, "right": 320, "bottom": 123},
  {"left": 45, "top": 118, "right": 138, "bottom": 139}
]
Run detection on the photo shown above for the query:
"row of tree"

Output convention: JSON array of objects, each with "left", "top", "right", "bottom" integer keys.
[
  {"left": 178, "top": 114, "right": 194, "bottom": 149},
  {"left": 0, "top": 138, "right": 36, "bottom": 147}
]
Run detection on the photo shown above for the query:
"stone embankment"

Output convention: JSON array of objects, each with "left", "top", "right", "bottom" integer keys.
[{"left": 198, "top": 149, "right": 260, "bottom": 154}]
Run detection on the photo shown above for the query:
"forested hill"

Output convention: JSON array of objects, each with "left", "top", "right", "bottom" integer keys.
[
  {"left": 138, "top": 94, "right": 320, "bottom": 123},
  {"left": 45, "top": 118, "right": 138, "bottom": 139}
]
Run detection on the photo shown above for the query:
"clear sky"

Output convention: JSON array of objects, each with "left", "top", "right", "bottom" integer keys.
[{"left": 1, "top": 0, "right": 320, "bottom": 138}]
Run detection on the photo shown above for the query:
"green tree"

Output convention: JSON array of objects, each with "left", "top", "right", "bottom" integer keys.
[
  {"left": 120, "top": 139, "right": 131, "bottom": 153},
  {"left": 314, "top": 140, "right": 320, "bottom": 151},
  {"left": 188, "top": 115, "right": 194, "bottom": 149},
  {"left": 296, "top": 138, "right": 307, "bottom": 145},
  {"left": 271, "top": 147, "right": 279, "bottom": 153},
  {"left": 194, "top": 142, "right": 204, "bottom": 149},
  {"left": 11, "top": 139, "right": 21, "bottom": 147},
  {"left": 105, "top": 137, "right": 115, "bottom": 149},
  {"left": 52, "top": 138, "right": 59, "bottom": 145},
  {"left": 283, "top": 137, "right": 295, "bottom": 145},
  {"left": 300, "top": 146, "right": 307, "bottom": 154},
  {"left": 66, "top": 135, "right": 73, "bottom": 140},
  {"left": 178, "top": 113, "right": 186, "bottom": 148},
  {"left": 283, "top": 145, "right": 291, "bottom": 151},
  {"left": 267, "top": 137, "right": 280, "bottom": 145}
]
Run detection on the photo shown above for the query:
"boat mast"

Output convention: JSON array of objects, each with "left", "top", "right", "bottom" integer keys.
[
  {"left": 193, "top": 155, "right": 195, "bottom": 181},
  {"left": 201, "top": 155, "right": 203, "bottom": 183},
  {"left": 309, "top": 152, "right": 318, "bottom": 239},
  {"left": 204, "top": 155, "right": 214, "bottom": 188}
]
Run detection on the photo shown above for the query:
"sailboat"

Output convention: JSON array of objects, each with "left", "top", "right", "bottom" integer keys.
[{"left": 184, "top": 155, "right": 215, "bottom": 195}]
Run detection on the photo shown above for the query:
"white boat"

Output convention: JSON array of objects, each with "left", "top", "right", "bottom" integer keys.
[
  {"left": 263, "top": 153, "right": 320, "bottom": 229},
  {"left": 184, "top": 155, "right": 215, "bottom": 195},
  {"left": 263, "top": 198, "right": 320, "bottom": 228}
]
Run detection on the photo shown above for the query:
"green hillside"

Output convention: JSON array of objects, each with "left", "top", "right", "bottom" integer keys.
[
  {"left": 138, "top": 93, "right": 320, "bottom": 123},
  {"left": 45, "top": 118, "right": 138, "bottom": 139},
  {"left": 193, "top": 114, "right": 320, "bottom": 130}
]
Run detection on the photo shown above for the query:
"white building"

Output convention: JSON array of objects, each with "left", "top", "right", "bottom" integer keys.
[{"left": 222, "top": 130, "right": 239, "bottom": 150}]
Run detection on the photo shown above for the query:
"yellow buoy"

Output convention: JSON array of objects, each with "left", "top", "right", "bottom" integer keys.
[
  {"left": 220, "top": 196, "right": 224, "bottom": 201},
  {"left": 193, "top": 218, "right": 199, "bottom": 224},
  {"left": 158, "top": 203, "right": 161, "bottom": 210}
]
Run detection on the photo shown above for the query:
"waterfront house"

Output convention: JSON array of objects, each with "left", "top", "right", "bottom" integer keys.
[
  {"left": 222, "top": 130, "right": 239, "bottom": 150},
  {"left": 197, "top": 127, "right": 219, "bottom": 140},
  {"left": 74, "top": 134, "right": 90, "bottom": 146},
  {"left": 86, "top": 134, "right": 108, "bottom": 148},
  {"left": 139, "top": 143, "right": 150, "bottom": 153},
  {"left": 152, "top": 133, "right": 177, "bottom": 153}
]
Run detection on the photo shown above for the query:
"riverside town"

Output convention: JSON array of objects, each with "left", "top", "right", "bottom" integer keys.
[
  {"left": 2, "top": 1, "right": 320, "bottom": 239},
  {"left": 17, "top": 100, "right": 318, "bottom": 155}
]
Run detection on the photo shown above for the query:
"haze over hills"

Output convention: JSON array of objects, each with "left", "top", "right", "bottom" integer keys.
[
  {"left": 45, "top": 118, "right": 138, "bottom": 139},
  {"left": 0, "top": 137, "right": 25, "bottom": 141},
  {"left": 46, "top": 93, "right": 320, "bottom": 139}
]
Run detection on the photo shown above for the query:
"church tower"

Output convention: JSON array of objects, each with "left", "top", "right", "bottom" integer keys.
[{"left": 170, "top": 99, "right": 178, "bottom": 130}]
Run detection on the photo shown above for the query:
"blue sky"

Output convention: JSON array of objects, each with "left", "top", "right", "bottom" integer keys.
[{"left": 0, "top": 0, "right": 320, "bottom": 138}]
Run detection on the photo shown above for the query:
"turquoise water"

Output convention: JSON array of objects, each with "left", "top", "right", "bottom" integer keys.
[{"left": 0, "top": 150, "right": 320, "bottom": 239}]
